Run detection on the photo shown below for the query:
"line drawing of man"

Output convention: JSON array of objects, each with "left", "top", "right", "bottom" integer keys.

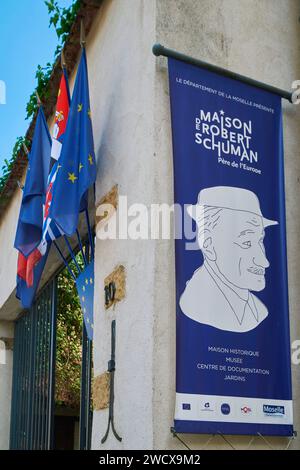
[{"left": 179, "top": 186, "right": 278, "bottom": 333}]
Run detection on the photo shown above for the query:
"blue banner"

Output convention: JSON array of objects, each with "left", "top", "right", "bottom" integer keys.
[{"left": 168, "top": 58, "right": 293, "bottom": 436}]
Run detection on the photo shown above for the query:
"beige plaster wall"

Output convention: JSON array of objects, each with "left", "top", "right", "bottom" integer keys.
[{"left": 153, "top": 0, "right": 300, "bottom": 450}]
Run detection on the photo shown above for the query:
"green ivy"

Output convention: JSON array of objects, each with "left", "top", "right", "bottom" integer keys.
[
  {"left": 0, "top": 0, "right": 81, "bottom": 196},
  {"left": 45, "top": 0, "right": 82, "bottom": 57},
  {"left": 0, "top": 136, "right": 30, "bottom": 196},
  {"left": 26, "top": 0, "right": 81, "bottom": 120},
  {"left": 56, "top": 255, "right": 85, "bottom": 408},
  {"left": 25, "top": 63, "right": 53, "bottom": 120}
]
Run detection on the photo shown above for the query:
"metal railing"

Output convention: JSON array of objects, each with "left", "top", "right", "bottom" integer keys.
[
  {"left": 10, "top": 280, "right": 57, "bottom": 450},
  {"left": 10, "top": 237, "right": 94, "bottom": 450}
]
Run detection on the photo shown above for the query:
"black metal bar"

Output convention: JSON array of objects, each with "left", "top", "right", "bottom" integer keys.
[
  {"left": 35, "top": 299, "right": 44, "bottom": 450},
  {"left": 47, "top": 279, "right": 57, "bottom": 449},
  {"left": 26, "top": 310, "right": 32, "bottom": 449},
  {"left": 9, "top": 321, "right": 20, "bottom": 449},
  {"left": 101, "top": 320, "right": 122, "bottom": 444},
  {"left": 53, "top": 240, "right": 77, "bottom": 281},
  {"left": 44, "top": 289, "right": 50, "bottom": 449},
  {"left": 27, "top": 303, "right": 36, "bottom": 449},
  {"left": 79, "top": 239, "right": 93, "bottom": 450},
  {"left": 76, "top": 229, "right": 88, "bottom": 266},
  {"left": 18, "top": 318, "right": 25, "bottom": 449},
  {"left": 79, "top": 323, "right": 89, "bottom": 450},
  {"left": 15, "top": 319, "right": 22, "bottom": 449},
  {"left": 41, "top": 289, "right": 48, "bottom": 449},
  {"left": 21, "top": 315, "right": 29, "bottom": 449},
  {"left": 32, "top": 306, "right": 37, "bottom": 449},
  {"left": 85, "top": 210, "right": 94, "bottom": 260},
  {"left": 33, "top": 303, "right": 41, "bottom": 449},
  {"left": 63, "top": 235, "right": 82, "bottom": 275},
  {"left": 24, "top": 316, "right": 29, "bottom": 448},
  {"left": 152, "top": 43, "right": 293, "bottom": 102},
  {"left": 86, "top": 338, "right": 93, "bottom": 450}
]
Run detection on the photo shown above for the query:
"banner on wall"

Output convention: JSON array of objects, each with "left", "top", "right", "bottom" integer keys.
[{"left": 168, "top": 57, "right": 293, "bottom": 436}]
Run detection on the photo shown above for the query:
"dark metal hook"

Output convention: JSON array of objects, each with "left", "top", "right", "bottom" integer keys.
[{"left": 101, "top": 320, "right": 122, "bottom": 444}]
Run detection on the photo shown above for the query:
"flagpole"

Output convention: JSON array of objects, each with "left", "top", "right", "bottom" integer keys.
[
  {"left": 53, "top": 240, "right": 77, "bottom": 282},
  {"left": 22, "top": 142, "right": 29, "bottom": 155},
  {"left": 63, "top": 235, "right": 82, "bottom": 275},
  {"left": 85, "top": 209, "right": 94, "bottom": 261},
  {"left": 80, "top": 20, "right": 95, "bottom": 262},
  {"left": 76, "top": 229, "right": 88, "bottom": 266},
  {"left": 35, "top": 91, "right": 42, "bottom": 106},
  {"left": 61, "top": 50, "right": 66, "bottom": 69},
  {"left": 80, "top": 19, "right": 86, "bottom": 48}
]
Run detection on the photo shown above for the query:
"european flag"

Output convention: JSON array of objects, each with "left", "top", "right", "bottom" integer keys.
[
  {"left": 14, "top": 107, "right": 51, "bottom": 256},
  {"left": 76, "top": 260, "right": 94, "bottom": 341},
  {"left": 49, "top": 48, "right": 96, "bottom": 236}
]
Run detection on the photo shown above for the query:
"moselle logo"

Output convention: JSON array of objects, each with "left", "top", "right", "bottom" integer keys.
[
  {"left": 221, "top": 403, "right": 230, "bottom": 415},
  {"left": 182, "top": 403, "right": 191, "bottom": 410},
  {"left": 263, "top": 405, "right": 285, "bottom": 416},
  {"left": 241, "top": 406, "right": 252, "bottom": 414},
  {"left": 201, "top": 402, "right": 214, "bottom": 412}
]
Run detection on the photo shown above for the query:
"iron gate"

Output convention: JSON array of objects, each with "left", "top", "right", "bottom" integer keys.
[
  {"left": 10, "top": 247, "right": 93, "bottom": 450},
  {"left": 10, "top": 280, "right": 57, "bottom": 450}
]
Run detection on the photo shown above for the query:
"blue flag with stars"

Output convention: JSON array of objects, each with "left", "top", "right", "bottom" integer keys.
[
  {"left": 76, "top": 260, "right": 94, "bottom": 340},
  {"left": 14, "top": 107, "right": 51, "bottom": 256},
  {"left": 49, "top": 48, "right": 96, "bottom": 236}
]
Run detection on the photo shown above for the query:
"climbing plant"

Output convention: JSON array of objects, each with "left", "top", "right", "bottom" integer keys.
[
  {"left": 26, "top": 0, "right": 81, "bottom": 119},
  {"left": 0, "top": 136, "right": 30, "bottom": 196},
  {"left": 0, "top": 0, "right": 81, "bottom": 196},
  {"left": 56, "top": 256, "right": 84, "bottom": 408}
]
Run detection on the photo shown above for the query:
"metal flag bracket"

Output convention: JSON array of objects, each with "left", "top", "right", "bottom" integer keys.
[
  {"left": 61, "top": 49, "right": 66, "bottom": 69},
  {"left": 80, "top": 19, "right": 86, "bottom": 48},
  {"left": 152, "top": 43, "right": 294, "bottom": 102},
  {"left": 101, "top": 320, "right": 122, "bottom": 444},
  {"left": 22, "top": 142, "right": 29, "bottom": 155}
]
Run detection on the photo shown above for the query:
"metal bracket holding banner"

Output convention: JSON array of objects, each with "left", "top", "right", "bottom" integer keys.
[
  {"left": 152, "top": 43, "right": 294, "bottom": 102},
  {"left": 101, "top": 320, "right": 122, "bottom": 444},
  {"left": 170, "top": 428, "right": 297, "bottom": 450}
]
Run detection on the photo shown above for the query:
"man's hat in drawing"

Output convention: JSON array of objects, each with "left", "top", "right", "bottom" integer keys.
[{"left": 187, "top": 186, "right": 278, "bottom": 228}]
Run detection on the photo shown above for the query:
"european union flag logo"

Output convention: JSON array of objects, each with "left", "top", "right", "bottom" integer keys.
[
  {"left": 49, "top": 48, "right": 96, "bottom": 236},
  {"left": 76, "top": 260, "right": 94, "bottom": 341}
]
